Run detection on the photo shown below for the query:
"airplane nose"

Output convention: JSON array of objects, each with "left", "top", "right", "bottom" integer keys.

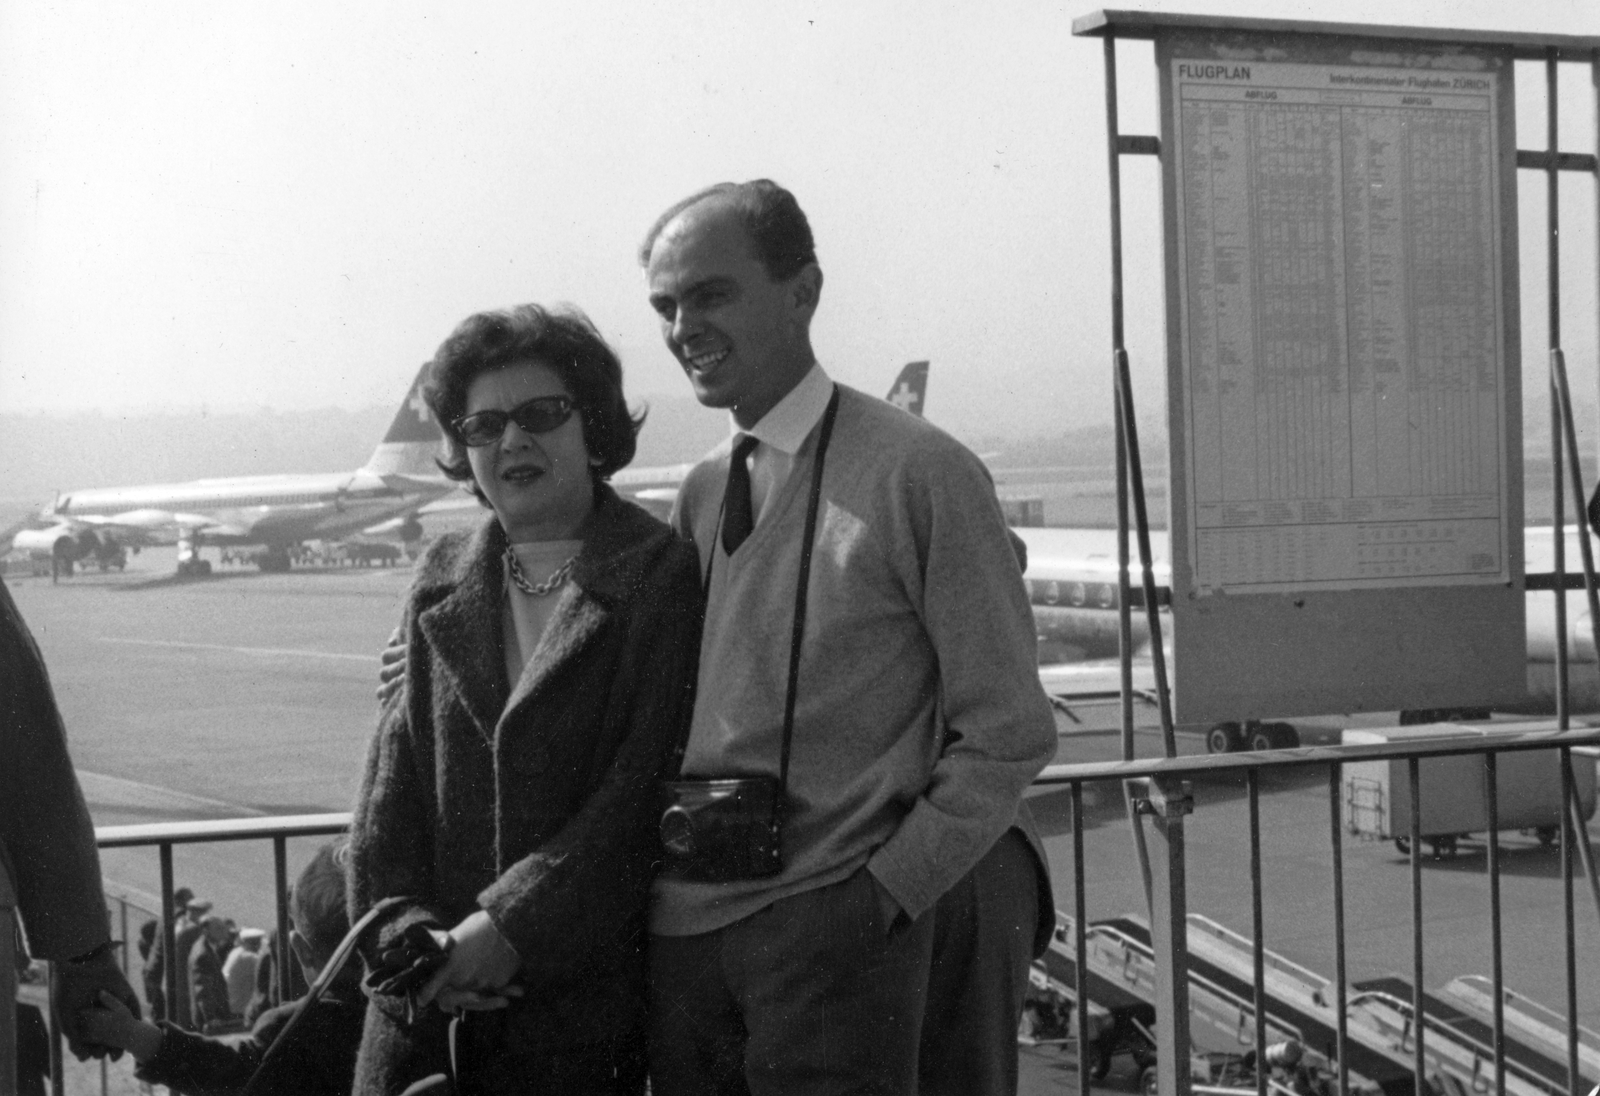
[{"left": 1574, "top": 613, "right": 1597, "bottom": 663}]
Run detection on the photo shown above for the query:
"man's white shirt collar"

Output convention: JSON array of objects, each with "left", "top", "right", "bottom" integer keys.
[
  {"left": 735, "top": 363, "right": 832, "bottom": 455},
  {"left": 725, "top": 364, "right": 832, "bottom": 524}
]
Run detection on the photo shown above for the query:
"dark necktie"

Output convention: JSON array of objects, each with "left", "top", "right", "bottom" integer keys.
[{"left": 722, "top": 434, "right": 760, "bottom": 555}]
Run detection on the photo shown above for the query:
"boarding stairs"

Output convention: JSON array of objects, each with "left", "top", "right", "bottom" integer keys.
[{"left": 1040, "top": 911, "right": 1589, "bottom": 1096}]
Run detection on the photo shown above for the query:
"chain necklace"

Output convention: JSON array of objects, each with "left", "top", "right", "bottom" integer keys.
[{"left": 505, "top": 549, "right": 576, "bottom": 596}]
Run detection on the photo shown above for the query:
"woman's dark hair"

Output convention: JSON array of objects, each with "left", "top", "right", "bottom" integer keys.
[
  {"left": 425, "top": 303, "right": 644, "bottom": 502},
  {"left": 637, "top": 178, "right": 816, "bottom": 282}
]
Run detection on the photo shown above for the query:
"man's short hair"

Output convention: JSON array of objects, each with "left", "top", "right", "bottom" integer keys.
[
  {"left": 637, "top": 179, "right": 817, "bottom": 283},
  {"left": 425, "top": 303, "right": 645, "bottom": 501},
  {"left": 291, "top": 841, "right": 352, "bottom": 960}
]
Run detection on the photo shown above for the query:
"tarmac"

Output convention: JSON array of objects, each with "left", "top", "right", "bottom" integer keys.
[{"left": 7, "top": 545, "right": 1598, "bottom": 1095}]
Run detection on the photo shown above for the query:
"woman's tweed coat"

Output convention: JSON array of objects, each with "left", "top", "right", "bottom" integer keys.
[{"left": 347, "top": 487, "right": 702, "bottom": 1094}]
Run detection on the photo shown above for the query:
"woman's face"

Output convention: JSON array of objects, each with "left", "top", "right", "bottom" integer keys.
[{"left": 463, "top": 359, "right": 595, "bottom": 542}]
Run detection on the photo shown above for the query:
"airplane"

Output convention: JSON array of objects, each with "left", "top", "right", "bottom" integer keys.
[
  {"left": 1015, "top": 521, "right": 1600, "bottom": 737},
  {"left": 12, "top": 364, "right": 454, "bottom": 576}
]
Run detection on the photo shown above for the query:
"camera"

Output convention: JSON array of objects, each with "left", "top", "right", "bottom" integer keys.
[{"left": 659, "top": 776, "right": 784, "bottom": 882}]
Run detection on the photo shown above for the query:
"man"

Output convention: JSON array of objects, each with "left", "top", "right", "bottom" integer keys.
[
  {"left": 1, "top": 575, "right": 142, "bottom": 1084},
  {"left": 188, "top": 915, "right": 237, "bottom": 1033},
  {"left": 640, "top": 180, "right": 1056, "bottom": 1095},
  {"left": 168, "top": 898, "right": 212, "bottom": 1029},
  {"left": 223, "top": 928, "right": 264, "bottom": 1016},
  {"left": 142, "top": 885, "right": 194, "bottom": 1021}
]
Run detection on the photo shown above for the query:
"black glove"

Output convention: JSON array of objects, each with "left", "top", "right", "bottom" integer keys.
[{"left": 364, "top": 923, "right": 452, "bottom": 1022}]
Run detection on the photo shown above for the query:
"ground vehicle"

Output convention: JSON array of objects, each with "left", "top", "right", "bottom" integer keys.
[
  {"left": 1343, "top": 724, "right": 1598, "bottom": 858},
  {"left": 333, "top": 540, "right": 403, "bottom": 566},
  {"left": 1206, "top": 720, "right": 1300, "bottom": 753}
]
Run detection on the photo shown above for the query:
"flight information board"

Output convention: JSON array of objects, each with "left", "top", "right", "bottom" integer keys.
[
  {"left": 1157, "top": 29, "right": 1525, "bottom": 723},
  {"left": 1173, "top": 59, "right": 1509, "bottom": 594}
]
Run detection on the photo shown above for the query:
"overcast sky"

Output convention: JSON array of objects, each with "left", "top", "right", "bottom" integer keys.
[{"left": 4, "top": 0, "right": 1600, "bottom": 439}]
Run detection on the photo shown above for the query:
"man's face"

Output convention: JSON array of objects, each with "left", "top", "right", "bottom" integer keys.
[{"left": 645, "top": 200, "right": 817, "bottom": 428}]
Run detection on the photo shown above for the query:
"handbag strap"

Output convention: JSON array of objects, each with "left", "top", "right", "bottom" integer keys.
[
  {"left": 241, "top": 894, "right": 411, "bottom": 1096},
  {"left": 676, "top": 386, "right": 841, "bottom": 787}
]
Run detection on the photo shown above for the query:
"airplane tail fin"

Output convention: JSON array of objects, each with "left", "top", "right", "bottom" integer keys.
[
  {"left": 363, "top": 363, "right": 446, "bottom": 477},
  {"left": 884, "top": 361, "right": 929, "bottom": 418}
]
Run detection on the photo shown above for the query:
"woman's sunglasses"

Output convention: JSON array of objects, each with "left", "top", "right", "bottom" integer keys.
[{"left": 454, "top": 396, "right": 577, "bottom": 447}]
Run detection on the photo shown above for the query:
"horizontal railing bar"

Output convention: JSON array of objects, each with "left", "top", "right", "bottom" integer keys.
[
  {"left": 1517, "top": 149, "right": 1600, "bottom": 173},
  {"left": 95, "top": 812, "right": 349, "bottom": 848},
  {"left": 1070, "top": 11, "right": 1600, "bottom": 58},
  {"left": 86, "top": 732, "right": 1600, "bottom": 846},
  {"left": 1036, "top": 727, "right": 1600, "bottom": 785},
  {"left": 1526, "top": 571, "right": 1600, "bottom": 591},
  {"left": 1038, "top": 572, "right": 1592, "bottom": 599},
  {"left": 1117, "top": 134, "right": 1161, "bottom": 156}
]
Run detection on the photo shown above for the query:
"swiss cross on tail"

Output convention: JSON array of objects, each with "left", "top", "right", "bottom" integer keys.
[
  {"left": 885, "top": 361, "right": 929, "bottom": 418},
  {"left": 381, "top": 364, "right": 444, "bottom": 445}
]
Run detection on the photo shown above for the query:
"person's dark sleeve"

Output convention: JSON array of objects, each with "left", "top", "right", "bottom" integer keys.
[
  {"left": 133, "top": 1004, "right": 289, "bottom": 1095},
  {"left": 346, "top": 609, "right": 450, "bottom": 958},
  {"left": 0, "top": 577, "right": 109, "bottom": 959}
]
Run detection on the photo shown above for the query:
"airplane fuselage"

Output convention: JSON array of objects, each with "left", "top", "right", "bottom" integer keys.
[{"left": 49, "top": 470, "right": 445, "bottom": 548}]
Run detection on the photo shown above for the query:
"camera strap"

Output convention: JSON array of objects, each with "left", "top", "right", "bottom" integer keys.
[
  {"left": 680, "top": 385, "right": 842, "bottom": 788},
  {"left": 778, "top": 386, "right": 840, "bottom": 793}
]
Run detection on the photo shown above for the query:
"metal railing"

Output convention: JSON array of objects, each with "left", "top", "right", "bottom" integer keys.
[
  {"left": 42, "top": 814, "right": 349, "bottom": 1096},
  {"left": 39, "top": 729, "right": 1599, "bottom": 1096},
  {"left": 1035, "top": 725, "right": 1600, "bottom": 1096}
]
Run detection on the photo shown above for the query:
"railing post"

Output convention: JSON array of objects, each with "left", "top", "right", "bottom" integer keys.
[
  {"left": 159, "top": 842, "right": 176, "bottom": 1025},
  {"left": 1135, "top": 774, "right": 1194, "bottom": 1096},
  {"left": 274, "top": 835, "right": 292, "bottom": 1000},
  {"left": 47, "top": 962, "right": 64, "bottom": 1096},
  {"left": 118, "top": 897, "right": 129, "bottom": 979}
]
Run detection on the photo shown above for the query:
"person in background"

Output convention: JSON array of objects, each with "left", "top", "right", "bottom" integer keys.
[
  {"left": 81, "top": 841, "right": 367, "bottom": 1096},
  {"left": 224, "top": 929, "right": 265, "bottom": 1016},
  {"left": 638, "top": 180, "right": 1056, "bottom": 1095},
  {"left": 142, "top": 885, "right": 193, "bottom": 1021},
  {"left": 347, "top": 304, "right": 702, "bottom": 1094},
  {"left": 189, "top": 915, "right": 238, "bottom": 1033},
  {"left": 1, "top": 573, "right": 143, "bottom": 1086},
  {"left": 244, "top": 922, "right": 308, "bottom": 1027},
  {"left": 169, "top": 897, "right": 212, "bottom": 1029}
]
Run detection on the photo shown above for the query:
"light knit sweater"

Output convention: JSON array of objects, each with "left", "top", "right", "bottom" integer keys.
[{"left": 652, "top": 383, "right": 1056, "bottom": 936}]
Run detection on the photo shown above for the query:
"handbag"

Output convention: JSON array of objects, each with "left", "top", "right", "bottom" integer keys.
[{"left": 241, "top": 895, "right": 464, "bottom": 1096}]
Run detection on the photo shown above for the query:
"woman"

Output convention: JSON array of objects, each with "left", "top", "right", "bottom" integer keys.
[{"left": 347, "top": 304, "right": 702, "bottom": 1095}]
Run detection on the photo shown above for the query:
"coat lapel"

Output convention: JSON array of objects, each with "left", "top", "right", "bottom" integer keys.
[
  {"left": 417, "top": 488, "right": 676, "bottom": 751},
  {"left": 496, "top": 486, "right": 668, "bottom": 737},
  {"left": 417, "top": 517, "right": 509, "bottom": 745},
  {"left": 498, "top": 582, "right": 609, "bottom": 735}
]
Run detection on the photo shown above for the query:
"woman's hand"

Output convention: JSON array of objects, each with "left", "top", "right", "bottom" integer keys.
[
  {"left": 415, "top": 910, "right": 523, "bottom": 1012},
  {"left": 376, "top": 626, "right": 407, "bottom": 703}
]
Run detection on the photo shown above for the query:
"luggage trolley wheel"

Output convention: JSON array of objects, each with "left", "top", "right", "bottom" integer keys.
[
  {"left": 1393, "top": 834, "right": 1462, "bottom": 858},
  {"left": 1206, "top": 722, "right": 1244, "bottom": 754},
  {"left": 1247, "top": 722, "right": 1300, "bottom": 751}
]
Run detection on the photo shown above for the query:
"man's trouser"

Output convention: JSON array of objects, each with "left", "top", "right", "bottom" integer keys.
[
  {"left": 919, "top": 828, "right": 1040, "bottom": 1096},
  {"left": 650, "top": 865, "right": 937, "bottom": 1096}
]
